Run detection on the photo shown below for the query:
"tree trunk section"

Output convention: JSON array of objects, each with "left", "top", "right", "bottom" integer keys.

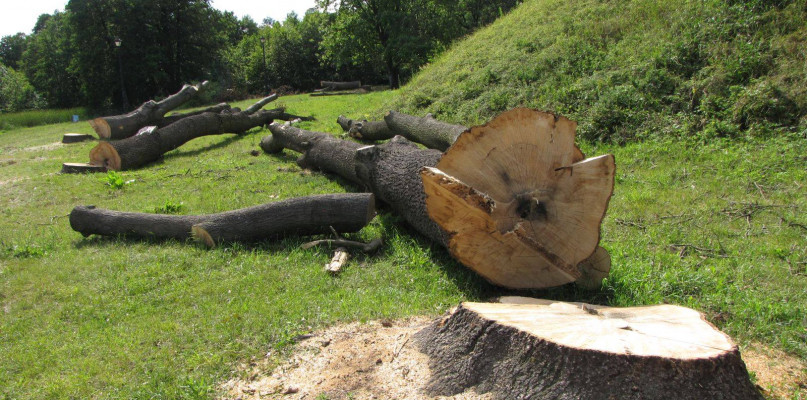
[
  {"left": 319, "top": 81, "right": 362, "bottom": 91},
  {"left": 158, "top": 102, "right": 232, "bottom": 126},
  {"left": 88, "top": 107, "right": 291, "bottom": 171},
  {"left": 262, "top": 123, "right": 365, "bottom": 185},
  {"left": 192, "top": 193, "right": 375, "bottom": 247},
  {"left": 89, "top": 81, "right": 209, "bottom": 140},
  {"left": 337, "top": 115, "right": 395, "bottom": 141},
  {"left": 70, "top": 193, "right": 375, "bottom": 246},
  {"left": 262, "top": 109, "right": 614, "bottom": 289},
  {"left": 384, "top": 110, "right": 467, "bottom": 151},
  {"left": 415, "top": 298, "right": 763, "bottom": 400}
]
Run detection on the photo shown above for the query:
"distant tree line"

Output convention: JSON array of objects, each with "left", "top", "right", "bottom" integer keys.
[{"left": 0, "top": 0, "right": 520, "bottom": 113}]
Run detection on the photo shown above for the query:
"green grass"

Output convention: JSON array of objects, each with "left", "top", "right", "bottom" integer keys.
[
  {"left": 0, "top": 107, "right": 90, "bottom": 131},
  {"left": 389, "top": 0, "right": 807, "bottom": 143},
  {"left": 0, "top": 92, "right": 805, "bottom": 398}
]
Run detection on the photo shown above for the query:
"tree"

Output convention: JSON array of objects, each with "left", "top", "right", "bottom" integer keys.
[
  {"left": 21, "top": 11, "right": 82, "bottom": 108},
  {"left": 0, "top": 33, "right": 27, "bottom": 70},
  {"left": 0, "top": 64, "right": 43, "bottom": 112}
]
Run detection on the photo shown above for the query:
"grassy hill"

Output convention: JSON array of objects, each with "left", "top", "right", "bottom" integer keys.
[{"left": 388, "top": 0, "right": 806, "bottom": 143}]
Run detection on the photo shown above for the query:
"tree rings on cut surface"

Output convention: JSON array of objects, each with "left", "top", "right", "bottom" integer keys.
[
  {"left": 88, "top": 141, "right": 122, "bottom": 171},
  {"left": 421, "top": 108, "right": 615, "bottom": 289}
]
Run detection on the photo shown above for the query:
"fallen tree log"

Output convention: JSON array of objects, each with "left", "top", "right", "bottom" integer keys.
[
  {"left": 89, "top": 81, "right": 211, "bottom": 140},
  {"left": 263, "top": 109, "right": 614, "bottom": 288},
  {"left": 89, "top": 100, "right": 308, "bottom": 171},
  {"left": 383, "top": 110, "right": 466, "bottom": 151},
  {"left": 70, "top": 193, "right": 375, "bottom": 246},
  {"left": 415, "top": 298, "right": 763, "bottom": 400},
  {"left": 262, "top": 123, "right": 365, "bottom": 185},
  {"left": 159, "top": 102, "right": 232, "bottom": 126},
  {"left": 337, "top": 111, "right": 466, "bottom": 151},
  {"left": 319, "top": 80, "right": 361, "bottom": 91},
  {"left": 336, "top": 115, "right": 395, "bottom": 141}
]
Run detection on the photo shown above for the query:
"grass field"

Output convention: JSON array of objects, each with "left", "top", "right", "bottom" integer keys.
[{"left": 0, "top": 92, "right": 805, "bottom": 398}]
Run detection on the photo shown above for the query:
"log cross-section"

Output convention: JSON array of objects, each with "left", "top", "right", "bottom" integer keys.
[
  {"left": 416, "top": 298, "right": 763, "bottom": 400},
  {"left": 421, "top": 108, "right": 613, "bottom": 288}
]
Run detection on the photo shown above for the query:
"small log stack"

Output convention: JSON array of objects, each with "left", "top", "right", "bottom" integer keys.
[{"left": 415, "top": 297, "right": 763, "bottom": 400}]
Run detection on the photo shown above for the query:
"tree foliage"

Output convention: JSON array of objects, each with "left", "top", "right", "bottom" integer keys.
[
  {"left": 0, "top": 33, "right": 28, "bottom": 70},
  {"left": 0, "top": 64, "right": 44, "bottom": 112},
  {"left": 21, "top": 12, "right": 82, "bottom": 108}
]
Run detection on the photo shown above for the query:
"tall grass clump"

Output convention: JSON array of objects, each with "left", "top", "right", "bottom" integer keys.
[
  {"left": 0, "top": 107, "right": 90, "bottom": 131},
  {"left": 389, "top": 0, "right": 807, "bottom": 143}
]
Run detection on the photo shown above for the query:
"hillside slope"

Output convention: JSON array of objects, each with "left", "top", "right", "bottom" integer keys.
[{"left": 388, "top": 0, "right": 806, "bottom": 142}]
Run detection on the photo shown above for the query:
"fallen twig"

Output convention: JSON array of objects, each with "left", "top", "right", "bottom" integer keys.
[{"left": 301, "top": 238, "right": 383, "bottom": 253}]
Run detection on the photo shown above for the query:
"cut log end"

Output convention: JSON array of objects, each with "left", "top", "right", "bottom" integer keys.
[
  {"left": 418, "top": 299, "right": 763, "bottom": 400},
  {"left": 88, "top": 141, "right": 122, "bottom": 171},
  {"left": 259, "top": 133, "right": 284, "bottom": 154},
  {"left": 421, "top": 109, "right": 615, "bottom": 289},
  {"left": 61, "top": 162, "right": 106, "bottom": 174},
  {"left": 89, "top": 118, "right": 111, "bottom": 139},
  {"left": 191, "top": 225, "right": 216, "bottom": 248},
  {"left": 62, "top": 133, "right": 94, "bottom": 144}
]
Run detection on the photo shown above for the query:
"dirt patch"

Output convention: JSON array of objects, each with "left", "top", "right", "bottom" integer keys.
[
  {"left": 220, "top": 317, "right": 804, "bottom": 400},
  {"left": 743, "top": 343, "right": 807, "bottom": 399},
  {"left": 219, "top": 316, "right": 492, "bottom": 400},
  {"left": 23, "top": 142, "right": 63, "bottom": 153}
]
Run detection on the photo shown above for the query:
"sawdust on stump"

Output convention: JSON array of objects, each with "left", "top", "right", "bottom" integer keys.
[{"left": 219, "top": 317, "right": 804, "bottom": 400}]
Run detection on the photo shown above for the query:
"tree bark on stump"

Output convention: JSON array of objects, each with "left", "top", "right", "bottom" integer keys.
[
  {"left": 337, "top": 115, "right": 395, "bottom": 141},
  {"left": 89, "top": 81, "right": 210, "bottom": 140},
  {"left": 88, "top": 105, "right": 300, "bottom": 171},
  {"left": 415, "top": 298, "right": 763, "bottom": 400},
  {"left": 70, "top": 193, "right": 375, "bottom": 246},
  {"left": 384, "top": 110, "right": 467, "bottom": 151},
  {"left": 263, "top": 109, "right": 614, "bottom": 289}
]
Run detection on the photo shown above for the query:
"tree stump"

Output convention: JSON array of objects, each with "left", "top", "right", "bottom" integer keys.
[
  {"left": 416, "top": 297, "right": 763, "bottom": 400},
  {"left": 61, "top": 163, "right": 106, "bottom": 174},
  {"left": 62, "top": 133, "right": 94, "bottom": 143}
]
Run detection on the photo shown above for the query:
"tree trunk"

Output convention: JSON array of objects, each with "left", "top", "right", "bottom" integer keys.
[
  {"left": 158, "top": 102, "right": 232, "bottom": 126},
  {"left": 336, "top": 115, "right": 395, "bottom": 141},
  {"left": 415, "top": 298, "right": 763, "bottom": 400},
  {"left": 262, "top": 123, "right": 365, "bottom": 185},
  {"left": 263, "top": 109, "right": 614, "bottom": 289},
  {"left": 89, "top": 81, "right": 210, "bottom": 140},
  {"left": 383, "top": 110, "right": 467, "bottom": 151},
  {"left": 319, "top": 81, "right": 362, "bottom": 91},
  {"left": 88, "top": 106, "right": 297, "bottom": 171},
  {"left": 70, "top": 193, "right": 375, "bottom": 247}
]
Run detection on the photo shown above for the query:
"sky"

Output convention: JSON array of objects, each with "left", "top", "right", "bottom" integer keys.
[{"left": 0, "top": 0, "right": 318, "bottom": 37}]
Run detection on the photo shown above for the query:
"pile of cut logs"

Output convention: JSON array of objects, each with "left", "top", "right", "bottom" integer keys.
[{"left": 65, "top": 82, "right": 763, "bottom": 399}]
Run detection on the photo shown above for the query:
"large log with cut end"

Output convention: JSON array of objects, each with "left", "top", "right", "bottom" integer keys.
[
  {"left": 416, "top": 298, "right": 763, "bottom": 400},
  {"left": 88, "top": 107, "right": 292, "bottom": 171},
  {"left": 421, "top": 108, "right": 612, "bottom": 288},
  {"left": 70, "top": 193, "right": 375, "bottom": 246},
  {"left": 89, "top": 81, "right": 210, "bottom": 140},
  {"left": 262, "top": 109, "right": 614, "bottom": 289},
  {"left": 384, "top": 110, "right": 467, "bottom": 151}
]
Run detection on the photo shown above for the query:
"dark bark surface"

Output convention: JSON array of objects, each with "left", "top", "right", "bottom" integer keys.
[
  {"left": 61, "top": 163, "right": 106, "bottom": 174},
  {"left": 416, "top": 304, "right": 764, "bottom": 400},
  {"left": 384, "top": 111, "right": 467, "bottom": 151},
  {"left": 337, "top": 115, "right": 395, "bottom": 141},
  {"left": 193, "top": 193, "right": 375, "bottom": 247},
  {"left": 90, "top": 81, "right": 209, "bottom": 140},
  {"left": 90, "top": 108, "right": 293, "bottom": 171},
  {"left": 70, "top": 205, "right": 207, "bottom": 239},
  {"left": 62, "top": 133, "right": 94, "bottom": 144},
  {"left": 70, "top": 193, "right": 375, "bottom": 246},
  {"left": 159, "top": 103, "right": 232, "bottom": 126},
  {"left": 355, "top": 137, "right": 448, "bottom": 246},
  {"left": 263, "top": 123, "right": 365, "bottom": 185}
]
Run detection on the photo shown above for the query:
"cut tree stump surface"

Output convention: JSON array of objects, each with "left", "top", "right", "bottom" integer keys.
[{"left": 416, "top": 298, "right": 763, "bottom": 400}]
